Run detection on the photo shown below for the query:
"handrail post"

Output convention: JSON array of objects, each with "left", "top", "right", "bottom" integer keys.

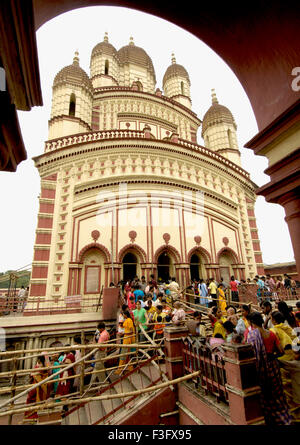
[
  {"left": 222, "top": 343, "right": 264, "bottom": 425},
  {"left": 164, "top": 325, "right": 189, "bottom": 381}
]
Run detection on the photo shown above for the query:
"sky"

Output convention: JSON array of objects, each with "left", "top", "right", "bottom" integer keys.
[{"left": 0, "top": 6, "right": 295, "bottom": 272}]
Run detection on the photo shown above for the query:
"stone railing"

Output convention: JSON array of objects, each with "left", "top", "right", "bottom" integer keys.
[
  {"left": 43, "top": 130, "right": 250, "bottom": 180},
  {"left": 178, "top": 138, "right": 250, "bottom": 179},
  {"left": 44, "top": 129, "right": 145, "bottom": 152}
]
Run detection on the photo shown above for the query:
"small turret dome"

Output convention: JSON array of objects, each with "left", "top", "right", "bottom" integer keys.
[
  {"left": 117, "top": 37, "right": 156, "bottom": 82},
  {"left": 201, "top": 89, "right": 236, "bottom": 136},
  {"left": 53, "top": 51, "right": 93, "bottom": 92},
  {"left": 163, "top": 53, "right": 190, "bottom": 86},
  {"left": 91, "top": 32, "right": 118, "bottom": 58}
]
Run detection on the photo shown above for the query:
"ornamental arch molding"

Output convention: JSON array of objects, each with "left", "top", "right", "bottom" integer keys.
[
  {"left": 187, "top": 246, "right": 212, "bottom": 264},
  {"left": 77, "top": 243, "right": 111, "bottom": 263},
  {"left": 216, "top": 247, "right": 239, "bottom": 265},
  {"left": 118, "top": 243, "right": 147, "bottom": 263},
  {"left": 153, "top": 244, "right": 181, "bottom": 264}
]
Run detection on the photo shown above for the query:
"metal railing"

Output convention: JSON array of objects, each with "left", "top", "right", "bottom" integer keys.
[
  {"left": 0, "top": 293, "right": 104, "bottom": 317},
  {"left": 182, "top": 336, "right": 228, "bottom": 404}
]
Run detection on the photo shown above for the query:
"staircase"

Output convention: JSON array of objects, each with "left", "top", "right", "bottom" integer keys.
[{"left": 62, "top": 356, "right": 175, "bottom": 425}]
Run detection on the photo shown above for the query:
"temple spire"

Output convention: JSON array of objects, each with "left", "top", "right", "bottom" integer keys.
[
  {"left": 73, "top": 50, "right": 79, "bottom": 66},
  {"left": 129, "top": 36, "right": 134, "bottom": 46},
  {"left": 211, "top": 88, "right": 219, "bottom": 104},
  {"left": 171, "top": 53, "right": 176, "bottom": 64},
  {"left": 104, "top": 32, "right": 108, "bottom": 42}
]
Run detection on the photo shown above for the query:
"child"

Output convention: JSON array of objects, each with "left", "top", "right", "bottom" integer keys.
[
  {"left": 223, "top": 320, "right": 235, "bottom": 342},
  {"left": 153, "top": 315, "right": 165, "bottom": 341}
]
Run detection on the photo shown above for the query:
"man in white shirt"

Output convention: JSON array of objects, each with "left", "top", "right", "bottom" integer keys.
[
  {"left": 17, "top": 286, "right": 26, "bottom": 312},
  {"left": 169, "top": 277, "right": 180, "bottom": 301}
]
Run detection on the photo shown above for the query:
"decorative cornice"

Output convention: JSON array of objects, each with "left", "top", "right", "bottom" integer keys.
[
  {"left": 93, "top": 86, "right": 200, "bottom": 121},
  {"left": 73, "top": 177, "right": 238, "bottom": 210},
  {"left": 37, "top": 133, "right": 252, "bottom": 187}
]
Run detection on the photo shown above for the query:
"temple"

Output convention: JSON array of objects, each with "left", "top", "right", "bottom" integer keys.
[{"left": 27, "top": 35, "right": 263, "bottom": 315}]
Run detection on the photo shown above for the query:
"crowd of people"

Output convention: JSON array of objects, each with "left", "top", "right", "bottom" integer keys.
[
  {"left": 23, "top": 272, "right": 300, "bottom": 425},
  {"left": 189, "top": 273, "right": 299, "bottom": 307},
  {"left": 185, "top": 294, "right": 300, "bottom": 425}
]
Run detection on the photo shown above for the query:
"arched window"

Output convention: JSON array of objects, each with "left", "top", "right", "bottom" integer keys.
[
  {"left": 136, "top": 81, "right": 143, "bottom": 91},
  {"left": 105, "top": 60, "right": 109, "bottom": 75},
  {"left": 69, "top": 93, "right": 76, "bottom": 116},
  {"left": 181, "top": 81, "right": 184, "bottom": 95}
]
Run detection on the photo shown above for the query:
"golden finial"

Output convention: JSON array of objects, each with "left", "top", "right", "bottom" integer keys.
[
  {"left": 104, "top": 32, "right": 108, "bottom": 42},
  {"left": 73, "top": 50, "right": 79, "bottom": 65},
  {"left": 171, "top": 53, "right": 176, "bottom": 64},
  {"left": 129, "top": 36, "right": 134, "bottom": 46},
  {"left": 211, "top": 88, "right": 218, "bottom": 104}
]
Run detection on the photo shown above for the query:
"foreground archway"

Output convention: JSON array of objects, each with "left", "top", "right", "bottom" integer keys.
[{"left": 1, "top": 1, "right": 299, "bottom": 276}]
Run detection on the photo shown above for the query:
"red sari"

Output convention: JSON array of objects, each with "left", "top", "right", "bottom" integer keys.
[{"left": 56, "top": 353, "right": 75, "bottom": 396}]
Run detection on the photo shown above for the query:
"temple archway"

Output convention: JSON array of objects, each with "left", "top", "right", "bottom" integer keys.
[
  {"left": 188, "top": 247, "right": 211, "bottom": 281},
  {"left": 217, "top": 248, "right": 239, "bottom": 285},
  {"left": 122, "top": 252, "right": 138, "bottom": 282},
  {"left": 81, "top": 247, "right": 106, "bottom": 296},
  {"left": 190, "top": 253, "right": 201, "bottom": 281},
  {"left": 157, "top": 252, "right": 172, "bottom": 282}
]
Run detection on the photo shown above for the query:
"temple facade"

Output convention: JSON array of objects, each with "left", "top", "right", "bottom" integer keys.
[{"left": 28, "top": 34, "right": 264, "bottom": 312}]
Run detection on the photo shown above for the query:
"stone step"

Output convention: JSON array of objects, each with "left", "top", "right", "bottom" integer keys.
[
  {"left": 140, "top": 364, "right": 163, "bottom": 383},
  {"left": 126, "top": 368, "right": 152, "bottom": 390},
  {"left": 85, "top": 399, "right": 106, "bottom": 425}
]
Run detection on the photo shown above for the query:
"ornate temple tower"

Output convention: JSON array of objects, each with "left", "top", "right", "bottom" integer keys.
[
  {"left": 202, "top": 89, "right": 241, "bottom": 166},
  {"left": 28, "top": 35, "right": 262, "bottom": 314},
  {"left": 48, "top": 51, "right": 93, "bottom": 139},
  {"left": 90, "top": 32, "right": 119, "bottom": 89},
  {"left": 163, "top": 53, "right": 191, "bottom": 110}
]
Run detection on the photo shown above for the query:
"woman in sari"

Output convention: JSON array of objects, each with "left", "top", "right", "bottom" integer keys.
[
  {"left": 24, "top": 355, "right": 50, "bottom": 420},
  {"left": 208, "top": 307, "right": 227, "bottom": 339},
  {"left": 217, "top": 284, "right": 227, "bottom": 315},
  {"left": 115, "top": 310, "right": 135, "bottom": 375},
  {"left": 247, "top": 311, "right": 292, "bottom": 425},
  {"left": 55, "top": 351, "right": 75, "bottom": 398}
]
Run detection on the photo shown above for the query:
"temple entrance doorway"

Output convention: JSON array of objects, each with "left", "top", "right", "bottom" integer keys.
[
  {"left": 157, "top": 252, "right": 171, "bottom": 282},
  {"left": 122, "top": 252, "right": 137, "bottom": 282},
  {"left": 190, "top": 254, "right": 201, "bottom": 281}
]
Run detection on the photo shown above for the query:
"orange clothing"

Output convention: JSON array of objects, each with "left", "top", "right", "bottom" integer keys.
[{"left": 154, "top": 323, "right": 165, "bottom": 335}]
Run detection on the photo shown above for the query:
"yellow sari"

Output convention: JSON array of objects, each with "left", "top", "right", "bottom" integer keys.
[
  {"left": 213, "top": 317, "right": 227, "bottom": 339},
  {"left": 218, "top": 288, "right": 227, "bottom": 315},
  {"left": 116, "top": 317, "right": 135, "bottom": 374}
]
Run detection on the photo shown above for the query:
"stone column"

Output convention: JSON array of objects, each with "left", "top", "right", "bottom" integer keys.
[
  {"left": 164, "top": 325, "right": 189, "bottom": 381},
  {"left": 278, "top": 191, "right": 300, "bottom": 278},
  {"left": 223, "top": 343, "right": 264, "bottom": 425}
]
